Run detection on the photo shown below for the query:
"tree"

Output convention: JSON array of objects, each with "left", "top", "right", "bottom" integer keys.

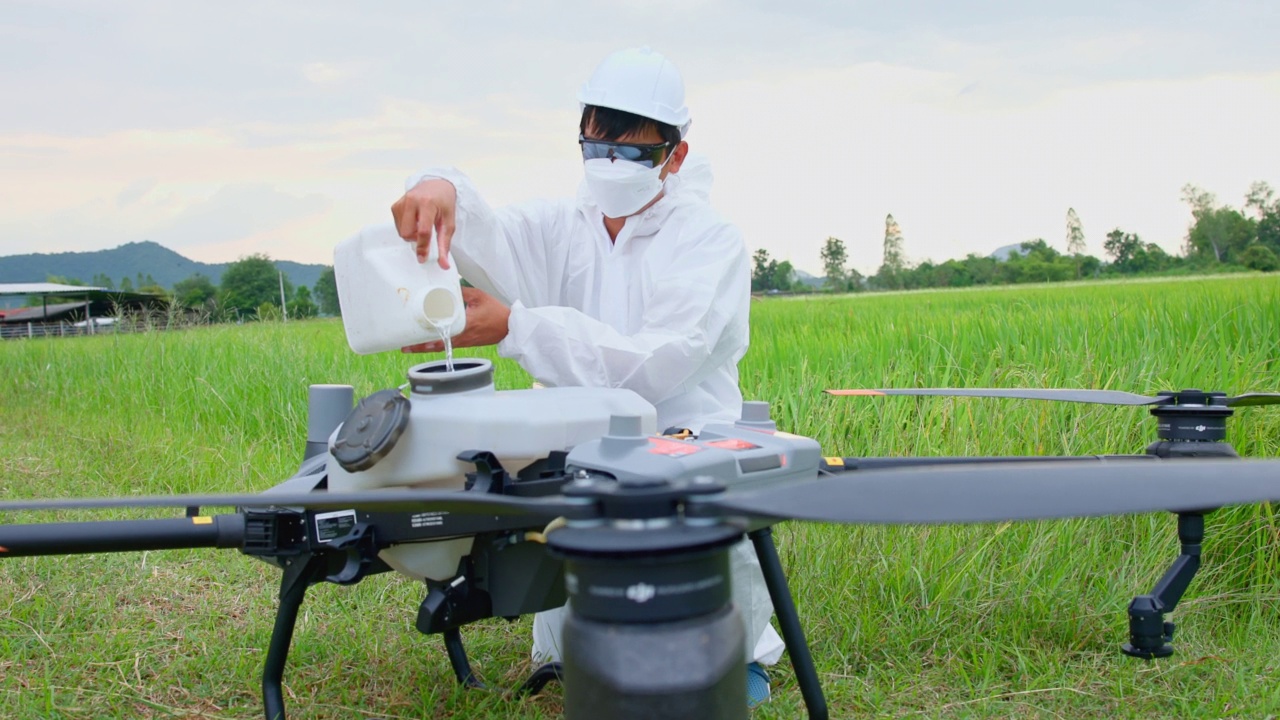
[
  {"left": 1019, "top": 239, "right": 1061, "bottom": 261},
  {"left": 136, "top": 278, "right": 170, "bottom": 300},
  {"left": 819, "top": 237, "right": 849, "bottom": 292},
  {"left": 256, "top": 301, "right": 282, "bottom": 322},
  {"left": 1065, "top": 208, "right": 1086, "bottom": 256},
  {"left": 138, "top": 285, "right": 171, "bottom": 302},
  {"left": 91, "top": 273, "right": 115, "bottom": 290},
  {"left": 1009, "top": 240, "right": 1071, "bottom": 282},
  {"left": 289, "top": 285, "right": 319, "bottom": 319},
  {"left": 1181, "top": 184, "right": 1216, "bottom": 257},
  {"left": 174, "top": 274, "right": 218, "bottom": 308},
  {"left": 119, "top": 276, "right": 134, "bottom": 292},
  {"left": 1066, "top": 208, "right": 1086, "bottom": 278},
  {"left": 314, "top": 266, "right": 341, "bottom": 317},
  {"left": 1133, "top": 242, "right": 1175, "bottom": 274},
  {"left": 750, "top": 249, "right": 797, "bottom": 293},
  {"left": 1244, "top": 181, "right": 1277, "bottom": 219},
  {"left": 751, "top": 249, "right": 773, "bottom": 292},
  {"left": 1179, "top": 183, "right": 1258, "bottom": 263},
  {"left": 1103, "top": 229, "right": 1143, "bottom": 272},
  {"left": 843, "top": 265, "right": 864, "bottom": 292},
  {"left": 1245, "top": 181, "right": 1280, "bottom": 254},
  {"left": 1258, "top": 211, "right": 1280, "bottom": 255},
  {"left": 1078, "top": 254, "right": 1102, "bottom": 278},
  {"left": 963, "top": 253, "right": 999, "bottom": 285},
  {"left": 882, "top": 214, "right": 905, "bottom": 269},
  {"left": 220, "top": 254, "right": 291, "bottom": 318},
  {"left": 878, "top": 214, "right": 906, "bottom": 288},
  {"left": 769, "top": 260, "right": 797, "bottom": 293},
  {"left": 1186, "top": 207, "right": 1256, "bottom": 264},
  {"left": 1239, "top": 244, "right": 1278, "bottom": 272}
]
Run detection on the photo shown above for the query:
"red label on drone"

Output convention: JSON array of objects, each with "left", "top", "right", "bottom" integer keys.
[
  {"left": 647, "top": 438, "right": 702, "bottom": 456},
  {"left": 705, "top": 439, "right": 760, "bottom": 451}
]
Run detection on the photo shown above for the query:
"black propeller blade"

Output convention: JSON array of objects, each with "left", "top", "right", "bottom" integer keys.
[
  {"left": 710, "top": 459, "right": 1280, "bottom": 525},
  {"left": 825, "top": 388, "right": 1280, "bottom": 408},
  {"left": 1226, "top": 393, "right": 1280, "bottom": 407},
  {"left": 0, "top": 489, "right": 584, "bottom": 518},
  {"left": 825, "top": 388, "right": 1164, "bottom": 405}
]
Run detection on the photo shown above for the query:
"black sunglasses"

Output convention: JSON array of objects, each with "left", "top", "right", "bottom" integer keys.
[{"left": 578, "top": 134, "right": 674, "bottom": 168}]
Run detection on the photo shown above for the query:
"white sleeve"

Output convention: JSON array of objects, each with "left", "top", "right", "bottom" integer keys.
[
  {"left": 495, "top": 222, "right": 751, "bottom": 407},
  {"left": 406, "top": 167, "right": 567, "bottom": 308}
]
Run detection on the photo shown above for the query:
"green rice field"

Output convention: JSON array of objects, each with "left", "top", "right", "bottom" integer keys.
[{"left": 2, "top": 275, "right": 1279, "bottom": 718}]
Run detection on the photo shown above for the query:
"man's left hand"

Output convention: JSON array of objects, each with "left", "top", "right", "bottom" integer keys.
[{"left": 402, "top": 286, "right": 510, "bottom": 353}]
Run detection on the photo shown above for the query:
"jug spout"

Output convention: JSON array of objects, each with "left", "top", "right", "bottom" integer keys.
[{"left": 414, "top": 286, "right": 460, "bottom": 331}]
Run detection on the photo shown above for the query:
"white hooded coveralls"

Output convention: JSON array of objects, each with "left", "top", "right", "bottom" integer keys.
[{"left": 406, "top": 155, "right": 785, "bottom": 665}]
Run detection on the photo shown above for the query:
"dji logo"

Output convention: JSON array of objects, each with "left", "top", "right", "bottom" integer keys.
[{"left": 626, "top": 582, "right": 656, "bottom": 603}]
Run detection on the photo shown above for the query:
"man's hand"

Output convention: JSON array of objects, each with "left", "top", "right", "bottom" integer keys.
[
  {"left": 391, "top": 178, "right": 458, "bottom": 268},
  {"left": 402, "top": 286, "right": 510, "bottom": 353}
]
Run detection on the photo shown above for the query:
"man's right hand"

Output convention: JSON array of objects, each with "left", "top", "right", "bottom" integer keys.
[{"left": 391, "top": 178, "right": 458, "bottom": 268}]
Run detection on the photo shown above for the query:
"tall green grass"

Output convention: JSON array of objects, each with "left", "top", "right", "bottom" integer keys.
[{"left": 1, "top": 275, "right": 1278, "bottom": 718}]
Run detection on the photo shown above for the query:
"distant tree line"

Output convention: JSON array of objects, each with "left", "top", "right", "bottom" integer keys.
[
  {"left": 46, "top": 255, "right": 341, "bottom": 322},
  {"left": 752, "top": 180, "right": 1280, "bottom": 294}
]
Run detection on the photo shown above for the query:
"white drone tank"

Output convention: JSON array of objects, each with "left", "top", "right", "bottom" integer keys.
[{"left": 326, "top": 358, "right": 657, "bottom": 581}]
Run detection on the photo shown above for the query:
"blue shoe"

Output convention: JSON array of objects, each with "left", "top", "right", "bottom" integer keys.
[{"left": 746, "top": 662, "right": 770, "bottom": 708}]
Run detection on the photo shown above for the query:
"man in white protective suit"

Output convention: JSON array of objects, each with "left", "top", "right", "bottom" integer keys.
[{"left": 389, "top": 46, "right": 783, "bottom": 705}]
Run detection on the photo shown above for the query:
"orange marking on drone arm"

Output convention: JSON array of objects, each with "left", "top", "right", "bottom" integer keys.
[
  {"left": 0, "top": 546, "right": 8, "bottom": 553},
  {"left": 823, "top": 389, "right": 886, "bottom": 396}
]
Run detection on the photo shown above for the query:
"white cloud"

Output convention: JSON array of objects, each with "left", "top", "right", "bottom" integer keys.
[{"left": 301, "top": 61, "right": 367, "bottom": 87}]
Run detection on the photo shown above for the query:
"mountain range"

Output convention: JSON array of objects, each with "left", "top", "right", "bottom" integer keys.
[{"left": 0, "top": 241, "right": 329, "bottom": 291}]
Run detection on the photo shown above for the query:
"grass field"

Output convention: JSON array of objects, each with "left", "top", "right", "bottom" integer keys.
[{"left": 2, "top": 275, "right": 1279, "bottom": 718}]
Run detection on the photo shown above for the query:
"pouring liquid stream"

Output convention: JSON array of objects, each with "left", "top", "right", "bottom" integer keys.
[{"left": 425, "top": 317, "right": 455, "bottom": 372}]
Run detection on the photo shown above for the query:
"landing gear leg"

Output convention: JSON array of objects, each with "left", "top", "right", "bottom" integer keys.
[{"left": 750, "top": 527, "right": 829, "bottom": 720}]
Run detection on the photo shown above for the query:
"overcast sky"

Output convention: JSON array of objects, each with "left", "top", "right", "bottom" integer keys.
[{"left": 2, "top": 1, "right": 1278, "bottom": 275}]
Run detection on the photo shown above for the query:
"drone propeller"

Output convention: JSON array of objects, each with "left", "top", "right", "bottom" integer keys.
[
  {"left": 711, "top": 459, "right": 1280, "bottom": 525},
  {"left": 824, "top": 388, "right": 1280, "bottom": 407},
  {"left": 4, "top": 461, "right": 1279, "bottom": 528},
  {"left": 0, "top": 489, "right": 582, "bottom": 517}
]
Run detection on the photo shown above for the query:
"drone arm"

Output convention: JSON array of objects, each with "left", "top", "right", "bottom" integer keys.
[{"left": 0, "top": 514, "right": 246, "bottom": 558}]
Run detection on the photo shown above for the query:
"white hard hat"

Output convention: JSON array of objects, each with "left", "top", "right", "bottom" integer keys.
[{"left": 578, "top": 46, "right": 692, "bottom": 138}]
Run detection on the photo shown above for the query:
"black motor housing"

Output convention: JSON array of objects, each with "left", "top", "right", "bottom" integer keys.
[{"left": 550, "top": 522, "right": 748, "bottom": 720}]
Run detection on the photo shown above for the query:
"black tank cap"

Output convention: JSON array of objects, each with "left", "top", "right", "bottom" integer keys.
[{"left": 331, "top": 389, "right": 411, "bottom": 472}]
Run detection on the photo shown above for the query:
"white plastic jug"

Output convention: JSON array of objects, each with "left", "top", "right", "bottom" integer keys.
[{"left": 333, "top": 222, "right": 466, "bottom": 354}]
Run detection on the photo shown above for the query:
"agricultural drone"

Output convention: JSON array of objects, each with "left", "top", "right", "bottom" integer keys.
[{"left": 2, "top": 359, "right": 1279, "bottom": 720}]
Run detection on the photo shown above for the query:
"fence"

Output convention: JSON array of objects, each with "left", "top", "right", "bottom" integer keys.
[{"left": 0, "top": 309, "right": 212, "bottom": 340}]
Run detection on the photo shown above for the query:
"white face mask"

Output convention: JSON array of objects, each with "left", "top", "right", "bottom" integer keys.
[{"left": 583, "top": 152, "right": 675, "bottom": 219}]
